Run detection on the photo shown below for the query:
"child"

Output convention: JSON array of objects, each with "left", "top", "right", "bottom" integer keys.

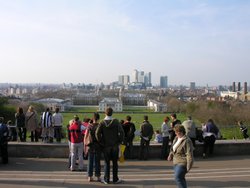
[
  {"left": 7, "top": 120, "right": 17, "bottom": 141},
  {"left": 238, "top": 121, "right": 249, "bottom": 139},
  {"left": 154, "top": 130, "right": 163, "bottom": 143}
]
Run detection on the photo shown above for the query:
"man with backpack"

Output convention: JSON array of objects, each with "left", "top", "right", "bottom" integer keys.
[{"left": 96, "top": 107, "right": 124, "bottom": 184}]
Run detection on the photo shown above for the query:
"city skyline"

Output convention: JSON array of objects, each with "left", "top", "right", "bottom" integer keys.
[{"left": 0, "top": 1, "right": 250, "bottom": 86}]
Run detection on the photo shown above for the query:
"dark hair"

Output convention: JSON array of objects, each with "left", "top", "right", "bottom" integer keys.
[
  {"left": 55, "top": 107, "right": 60, "bottom": 113},
  {"left": 207, "top": 119, "right": 214, "bottom": 124},
  {"left": 105, "top": 107, "right": 113, "bottom": 116},
  {"left": 17, "top": 107, "right": 23, "bottom": 114},
  {"left": 0, "top": 117, "right": 4, "bottom": 123},
  {"left": 126, "top": 115, "right": 131, "bottom": 121},
  {"left": 93, "top": 112, "right": 100, "bottom": 121},
  {"left": 144, "top": 115, "right": 148, "bottom": 121},
  {"left": 171, "top": 113, "right": 177, "bottom": 119}
]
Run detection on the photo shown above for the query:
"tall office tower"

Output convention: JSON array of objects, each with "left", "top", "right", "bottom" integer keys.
[
  {"left": 145, "top": 72, "right": 152, "bottom": 86},
  {"left": 118, "top": 75, "right": 130, "bottom": 85},
  {"left": 132, "top": 69, "right": 139, "bottom": 83},
  {"left": 123, "top": 75, "right": 130, "bottom": 85},
  {"left": 190, "top": 82, "right": 196, "bottom": 90},
  {"left": 232, "top": 82, "right": 236, "bottom": 92},
  {"left": 118, "top": 75, "right": 124, "bottom": 85},
  {"left": 138, "top": 71, "right": 145, "bottom": 83},
  {"left": 244, "top": 82, "right": 248, "bottom": 94},
  {"left": 160, "top": 76, "right": 168, "bottom": 88},
  {"left": 238, "top": 82, "right": 241, "bottom": 91}
]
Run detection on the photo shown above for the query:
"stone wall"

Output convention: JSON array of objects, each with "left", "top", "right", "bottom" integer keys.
[{"left": 8, "top": 140, "right": 250, "bottom": 158}]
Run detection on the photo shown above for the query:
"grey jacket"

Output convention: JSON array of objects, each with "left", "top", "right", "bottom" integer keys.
[{"left": 169, "top": 135, "right": 194, "bottom": 172}]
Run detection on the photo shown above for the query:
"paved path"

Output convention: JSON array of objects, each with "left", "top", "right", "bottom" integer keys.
[{"left": 0, "top": 155, "right": 250, "bottom": 188}]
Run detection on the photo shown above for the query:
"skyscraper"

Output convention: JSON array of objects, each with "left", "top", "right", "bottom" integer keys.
[{"left": 160, "top": 76, "right": 168, "bottom": 88}]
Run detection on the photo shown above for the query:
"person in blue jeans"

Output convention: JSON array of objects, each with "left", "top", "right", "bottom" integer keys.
[
  {"left": 84, "top": 112, "right": 102, "bottom": 182},
  {"left": 168, "top": 124, "right": 194, "bottom": 188},
  {"left": 96, "top": 107, "right": 124, "bottom": 184}
]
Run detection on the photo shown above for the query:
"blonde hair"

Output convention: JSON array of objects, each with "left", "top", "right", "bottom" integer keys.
[{"left": 28, "top": 105, "right": 34, "bottom": 112}]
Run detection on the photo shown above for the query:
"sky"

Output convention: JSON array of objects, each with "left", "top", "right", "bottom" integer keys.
[{"left": 0, "top": 0, "right": 250, "bottom": 86}]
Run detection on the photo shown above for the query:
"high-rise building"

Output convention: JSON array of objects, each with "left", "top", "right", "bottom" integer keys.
[
  {"left": 132, "top": 69, "right": 138, "bottom": 83},
  {"left": 160, "top": 76, "right": 168, "bottom": 88},
  {"left": 118, "top": 75, "right": 130, "bottom": 85},
  {"left": 232, "top": 82, "right": 236, "bottom": 92},
  {"left": 238, "top": 82, "right": 241, "bottom": 91},
  {"left": 190, "top": 82, "right": 196, "bottom": 90},
  {"left": 132, "top": 69, "right": 152, "bottom": 86},
  {"left": 145, "top": 72, "right": 152, "bottom": 87},
  {"left": 244, "top": 82, "right": 248, "bottom": 94}
]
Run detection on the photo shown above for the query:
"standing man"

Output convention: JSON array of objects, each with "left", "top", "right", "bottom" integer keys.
[
  {"left": 41, "top": 108, "right": 53, "bottom": 143},
  {"left": 182, "top": 116, "right": 197, "bottom": 147},
  {"left": 0, "top": 117, "right": 9, "bottom": 164},
  {"left": 122, "top": 115, "right": 136, "bottom": 159},
  {"left": 96, "top": 107, "right": 124, "bottom": 184},
  {"left": 68, "top": 115, "right": 84, "bottom": 171},
  {"left": 138, "top": 115, "right": 154, "bottom": 160},
  {"left": 52, "top": 107, "right": 63, "bottom": 143}
]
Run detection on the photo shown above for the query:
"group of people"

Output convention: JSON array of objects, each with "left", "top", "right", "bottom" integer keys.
[
  {"left": 2, "top": 105, "right": 250, "bottom": 188},
  {"left": 67, "top": 107, "right": 124, "bottom": 184},
  {"left": 6, "top": 106, "right": 64, "bottom": 143}
]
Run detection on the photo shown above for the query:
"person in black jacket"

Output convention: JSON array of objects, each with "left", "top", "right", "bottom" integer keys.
[
  {"left": 0, "top": 117, "right": 9, "bottom": 164},
  {"left": 138, "top": 115, "right": 154, "bottom": 160},
  {"left": 96, "top": 107, "right": 124, "bottom": 184},
  {"left": 122, "top": 115, "right": 136, "bottom": 159}
]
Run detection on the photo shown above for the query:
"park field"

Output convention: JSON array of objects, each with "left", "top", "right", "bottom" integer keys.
[{"left": 60, "top": 106, "right": 244, "bottom": 140}]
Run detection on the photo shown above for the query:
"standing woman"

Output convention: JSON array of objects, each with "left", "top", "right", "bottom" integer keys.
[
  {"left": 202, "top": 119, "right": 219, "bottom": 158},
  {"left": 25, "top": 106, "right": 39, "bottom": 142},
  {"left": 168, "top": 124, "right": 194, "bottom": 188},
  {"left": 84, "top": 112, "right": 102, "bottom": 182},
  {"left": 15, "top": 107, "right": 26, "bottom": 142},
  {"left": 161, "top": 116, "right": 170, "bottom": 160}
]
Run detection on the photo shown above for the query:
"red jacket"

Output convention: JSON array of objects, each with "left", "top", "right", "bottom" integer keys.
[{"left": 69, "top": 121, "right": 83, "bottom": 143}]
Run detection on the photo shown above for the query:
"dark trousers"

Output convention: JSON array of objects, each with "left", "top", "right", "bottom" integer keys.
[
  {"left": 54, "top": 126, "right": 62, "bottom": 142},
  {"left": 139, "top": 138, "right": 150, "bottom": 160},
  {"left": 103, "top": 146, "right": 119, "bottom": 183},
  {"left": 203, "top": 135, "right": 216, "bottom": 155},
  {"left": 31, "top": 130, "right": 39, "bottom": 142},
  {"left": 161, "top": 136, "right": 169, "bottom": 159},
  {"left": 18, "top": 127, "right": 26, "bottom": 142},
  {"left": 0, "top": 143, "right": 8, "bottom": 164},
  {"left": 124, "top": 138, "right": 134, "bottom": 159},
  {"left": 242, "top": 130, "right": 249, "bottom": 139}
]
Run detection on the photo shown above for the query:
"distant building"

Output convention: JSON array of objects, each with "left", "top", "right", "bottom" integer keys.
[
  {"left": 147, "top": 99, "right": 167, "bottom": 112},
  {"left": 132, "top": 69, "right": 152, "bottom": 87},
  {"left": 99, "top": 98, "right": 123, "bottom": 112},
  {"left": 190, "top": 82, "right": 196, "bottom": 90},
  {"left": 121, "top": 93, "right": 146, "bottom": 105},
  {"left": 160, "top": 76, "right": 168, "bottom": 88},
  {"left": 220, "top": 91, "right": 239, "bottom": 100},
  {"left": 35, "top": 98, "right": 69, "bottom": 111},
  {"left": 118, "top": 75, "right": 130, "bottom": 85}
]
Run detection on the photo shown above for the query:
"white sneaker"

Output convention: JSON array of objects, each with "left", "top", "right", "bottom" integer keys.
[{"left": 113, "top": 178, "right": 122, "bottom": 184}]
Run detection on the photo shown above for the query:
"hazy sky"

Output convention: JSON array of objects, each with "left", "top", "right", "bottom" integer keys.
[{"left": 0, "top": 0, "right": 250, "bottom": 86}]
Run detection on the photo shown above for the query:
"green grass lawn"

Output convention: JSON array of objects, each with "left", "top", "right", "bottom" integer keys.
[{"left": 60, "top": 106, "right": 245, "bottom": 140}]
